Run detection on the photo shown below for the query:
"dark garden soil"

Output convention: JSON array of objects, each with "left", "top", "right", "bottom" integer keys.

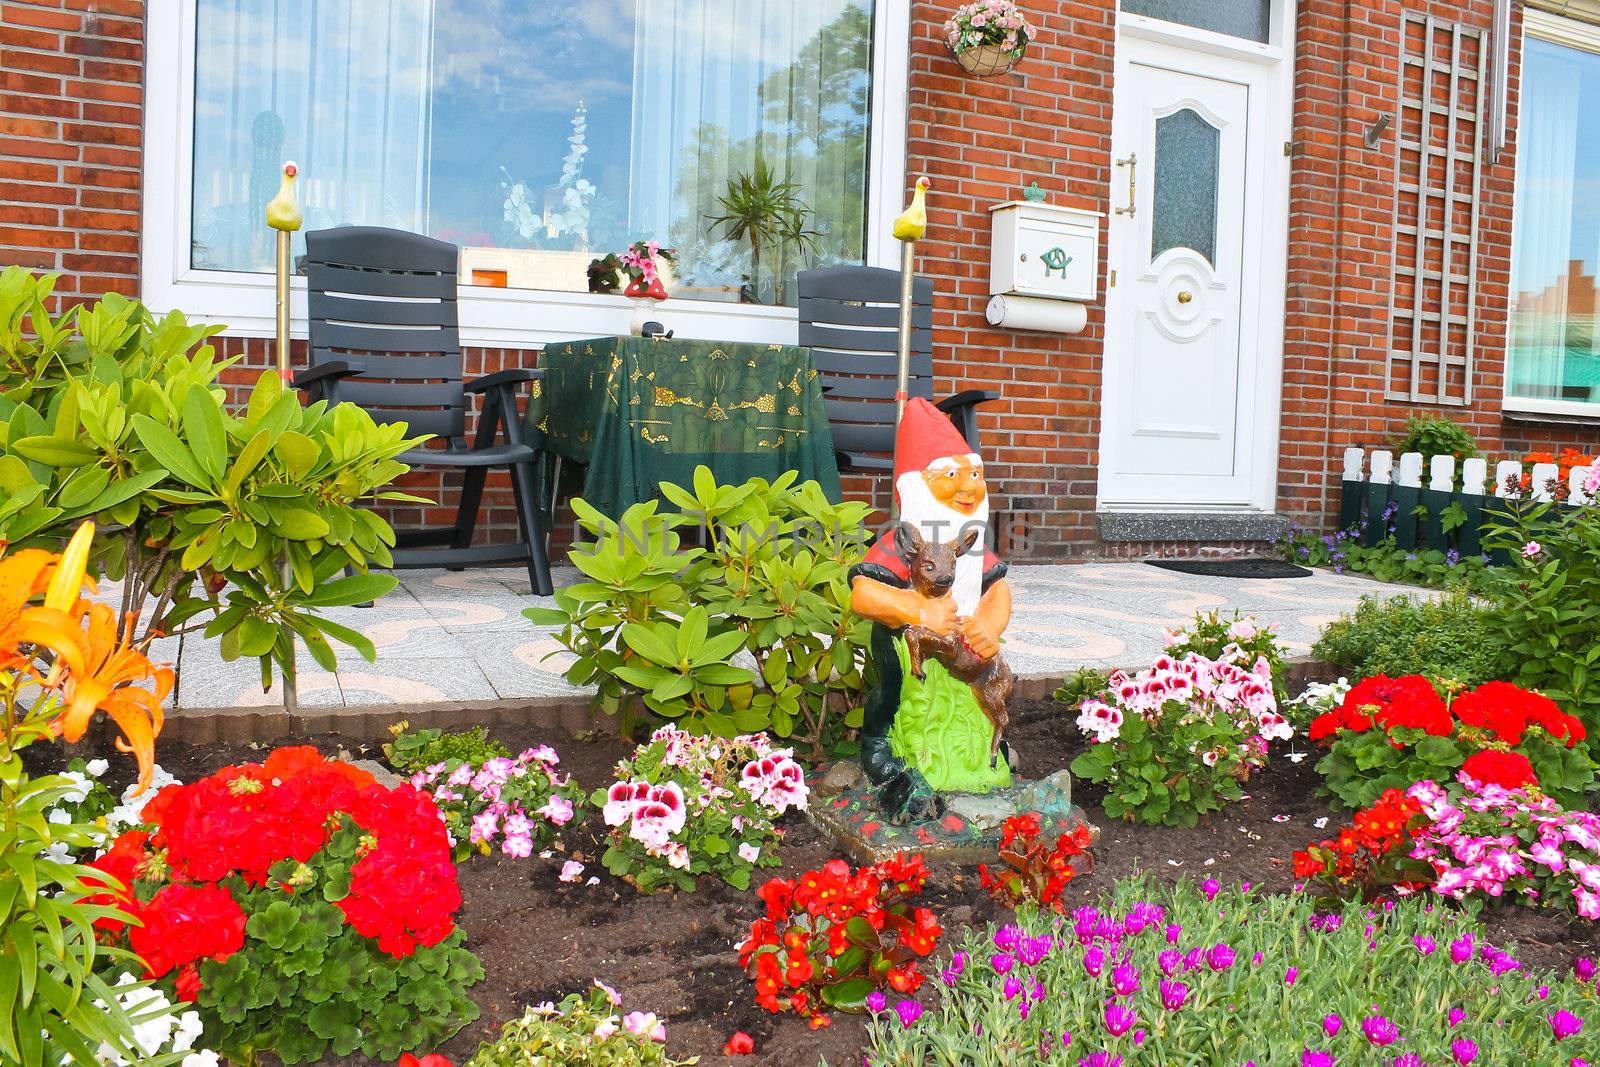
[{"left": 58, "top": 700, "right": 1600, "bottom": 1067}]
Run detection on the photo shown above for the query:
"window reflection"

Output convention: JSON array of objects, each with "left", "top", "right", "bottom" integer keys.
[
  {"left": 1509, "top": 35, "right": 1600, "bottom": 405},
  {"left": 191, "top": 0, "right": 874, "bottom": 307}
]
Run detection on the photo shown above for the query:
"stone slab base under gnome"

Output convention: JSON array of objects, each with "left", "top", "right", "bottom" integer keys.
[{"left": 810, "top": 765, "right": 1099, "bottom": 865}]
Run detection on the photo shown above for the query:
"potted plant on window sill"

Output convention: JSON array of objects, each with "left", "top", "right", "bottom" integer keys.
[{"left": 944, "top": 0, "right": 1037, "bottom": 77}]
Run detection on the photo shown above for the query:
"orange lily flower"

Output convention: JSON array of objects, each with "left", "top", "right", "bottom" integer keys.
[
  {"left": 48, "top": 602, "right": 170, "bottom": 794},
  {"left": 1, "top": 522, "right": 167, "bottom": 793}
]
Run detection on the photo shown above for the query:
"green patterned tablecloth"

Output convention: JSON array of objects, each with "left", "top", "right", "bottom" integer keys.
[{"left": 525, "top": 336, "right": 841, "bottom": 520}]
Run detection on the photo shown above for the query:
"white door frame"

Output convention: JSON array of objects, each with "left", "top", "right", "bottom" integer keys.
[{"left": 1097, "top": 5, "right": 1295, "bottom": 514}]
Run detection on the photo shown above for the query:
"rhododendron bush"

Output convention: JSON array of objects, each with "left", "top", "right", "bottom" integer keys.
[
  {"left": 739, "top": 854, "right": 942, "bottom": 1026},
  {"left": 1410, "top": 774, "right": 1600, "bottom": 919},
  {"left": 1070, "top": 650, "right": 1291, "bottom": 826},
  {"left": 410, "top": 744, "right": 586, "bottom": 862},
  {"left": 85, "top": 746, "right": 484, "bottom": 1063},
  {"left": 1309, "top": 675, "right": 1594, "bottom": 809},
  {"left": 593, "top": 725, "right": 806, "bottom": 892},
  {"left": 854, "top": 877, "right": 1600, "bottom": 1065}
]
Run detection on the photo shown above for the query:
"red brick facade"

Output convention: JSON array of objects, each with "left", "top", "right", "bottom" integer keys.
[{"left": 5, "top": 0, "right": 1600, "bottom": 559}]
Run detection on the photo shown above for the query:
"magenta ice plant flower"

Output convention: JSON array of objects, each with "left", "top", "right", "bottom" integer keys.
[
  {"left": 895, "top": 999, "right": 924, "bottom": 1028},
  {"left": 1550, "top": 1009, "right": 1584, "bottom": 1041},
  {"left": 1159, "top": 979, "right": 1188, "bottom": 1012},
  {"left": 1206, "top": 943, "right": 1236, "bottom": 971},
  {"left": 1362, "top": 1015, "right": 1399, "bottom": 1046},
  {"left": 1103, "top": 1003, "right": 1136, "bottom": 1038},
  {"left": 866, "top": 990, "right": 886, "bottom": 1013},
  {"left": 1451, "top": 1038, "right": 1478, "bottom": 1064},
  {"left": 1302, "top": 1053, "right": 1335, "bottom": 1067},
  {"left": 1323, "top": 1014, "right": 1342, "bottom": 1038}
]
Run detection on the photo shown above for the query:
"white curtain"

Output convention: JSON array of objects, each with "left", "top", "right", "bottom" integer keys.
[
  {"left": 192, "top": 0, "right": 435, "bottom": 271},
  {"left": 626, "top": 0, "right": 870, "bottom": 301},
  {"left": 1508, "top": 40, "right": 1581, "bottom": 398}
]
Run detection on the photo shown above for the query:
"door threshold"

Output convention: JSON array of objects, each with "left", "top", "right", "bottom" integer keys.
[{"left": 1097, "top": 510, "right": 1290, "bottom": 543}]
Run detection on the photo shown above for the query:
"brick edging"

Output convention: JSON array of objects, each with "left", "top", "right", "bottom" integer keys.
[{"left": 161, "top": 657, "right": 1340, "bottom": 745}]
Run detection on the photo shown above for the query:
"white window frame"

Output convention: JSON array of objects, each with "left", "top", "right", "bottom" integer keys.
[
  {"left": 141, "top": 0, "right": 910, "bottom": 347},
  {"left": 1503, "top": 7, "right": 1600, "bottom": 418}
]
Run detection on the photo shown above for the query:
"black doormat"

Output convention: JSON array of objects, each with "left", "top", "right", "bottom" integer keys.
[{"left": 1144, "top": 558, "right": 1312, "bottom": 579}]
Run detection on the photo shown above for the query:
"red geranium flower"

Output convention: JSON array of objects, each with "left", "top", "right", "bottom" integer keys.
[
  {"left": 1343, "top": 675, "right": 1450, "bottom": 736},
  {"left": 130, "top": 882, "right": 246, "bottom": 978},
  {"left": 723, "top": 1031, "right": 756, "bottom": 1056},
  {"left": 1459, "top": 749, "right": 1538, "bottom": 790}
]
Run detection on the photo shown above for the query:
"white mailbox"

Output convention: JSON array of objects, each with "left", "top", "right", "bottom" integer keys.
[{"left": 988, "top": 200, "right": 1101, "bottom": 302}]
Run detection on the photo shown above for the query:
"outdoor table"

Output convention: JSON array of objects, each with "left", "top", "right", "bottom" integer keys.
[{"left": 525, "top": 336, "right": 842, "bottom": 522}]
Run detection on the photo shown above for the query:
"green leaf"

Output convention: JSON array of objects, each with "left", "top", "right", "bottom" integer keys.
[
  {"left": 621, "top": 623, "right": 680, "bottom": 666},
  {"left": 182, "top": 382, "right": 228, "bottom": 480},
  {"left": 820, "top": 976, "right": 875, "bottom": 1010},
  {"left": 131, "top": 413, "right": 212, "bottom": 489},
  {"left": 274, "top": 430, "right": 320, "bottom": 478},
  {"left": 12, "top": 435, "right": 97, "bottom": 468}
]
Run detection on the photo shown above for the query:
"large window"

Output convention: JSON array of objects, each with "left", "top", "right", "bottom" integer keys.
[
  {"left": 1508, "top": 22, "right": 1600, "bottom": 412},
  {"left": 189, "top": 0, "right": 875, "bottom": 307}
]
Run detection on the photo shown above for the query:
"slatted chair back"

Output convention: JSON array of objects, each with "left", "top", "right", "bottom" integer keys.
[
  {"left": 798, "top": 266, "right": 935, "bottom": 465},
  {"left": 305, "top": 226, "right": 466, "bottom": 445}
]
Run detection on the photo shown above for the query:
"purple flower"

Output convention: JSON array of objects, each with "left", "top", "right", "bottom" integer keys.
[
  {"left": 1202, "top": 878, "right": 1221, "bottom": 900},
  {"left": 1393, "top": 1056, "right": 1425, "bottom": 1067},
  {"left": 1158, "top": 949, "right": 1182, "bottom": 977},
  {"left": 1452, "top": 1038, "right": 1478, "bottom": 1064},
  {"left": 1003, "top": 976, "right": 1023, "bottom": 1001},
  {"left": 1018, "top": 934, "right": 1053, "bottom": 967},
  {"left": 1538, "top": 985, "right": 1552, "bottom": 1000},
  {"left": 1082, "top": 945, "right": 1106, "bottom": 977},
  {"left": 1550, "top": 1010, "right": 1584, "bottom": 1041},
  {"left": 1164, "top": 922, "right": 1182, "bottom": 944},
  {"left": 1285, "top": 966, "right": 1299, "bottom": 986},
  {"left": 866, "top": 990, "right": 886, "bottom": 1013},
  {"left": 1111, "top": 963, "right": 1141, "bottom": 998},
  {"left": 1103, "top": 1003, "right": 1137, "bottom": 1038},
  {"left": 1078, "top": 1054, "right": 1122, "bottom": 1067},
  {"left": 895, "top": 999, "right": 923, "bottom": 1028},
  {"left": 992, "top": 952, "right": 1015, "bottom": 976},
  {"left": 1302, "top": 1053, "right": 1335, "bottom": 1067},
  {"left": 1323, "top": 1014, "right": 1342, "bottom": 1038},
  {"left": 1488, "top": 952, "right": 1520, "bottom": 976},
  {"left": 1450, "top": 935, "right": 1474, "bottom": 963},
  {"left": 1206, "top": 943, "right": 1237, "bottom": 972},
  {"left": 1362, "top": 1016, "right": 1400, "bottom": 1046},
  {"left": 1448, "top": 1008, "right": 1466, "bottom": 1027},
  {"left": 993, "top": 924, "right": 1020, "bottom": 951},
  {"left": 1159, "top": 979, "right": 1188, "bottom": 1012},
  {"left": 1413, "top": 935, "right": 1436, "bottom": 955},
  {"left": 1183, "top": 947, "right": 1203, "bottom": 971},
  {"left": 1577, "top": 957, "right": 1598, "bottom": 982}
]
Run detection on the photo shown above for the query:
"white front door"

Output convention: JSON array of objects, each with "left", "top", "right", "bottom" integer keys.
[{"left": 1098, "top": 20, "right": 1288, "bottom": 511}]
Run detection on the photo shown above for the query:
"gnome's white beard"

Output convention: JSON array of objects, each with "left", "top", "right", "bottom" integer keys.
[{"left": 896, "top": 474, "right": 989, "bottom": 616}]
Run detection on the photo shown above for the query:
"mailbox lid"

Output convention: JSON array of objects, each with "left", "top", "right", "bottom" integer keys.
[{"left": 988, "top": 200, "right": 1102, "bottom": 301}]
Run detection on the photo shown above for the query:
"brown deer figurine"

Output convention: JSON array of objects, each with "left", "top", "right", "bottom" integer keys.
[{"left": 895, "top": 522, "right": 1014, "bottom": 768}]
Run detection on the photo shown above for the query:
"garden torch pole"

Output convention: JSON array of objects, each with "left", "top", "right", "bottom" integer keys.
[
  {"left": 268, "top": 161, "right": 302, "bottom": 714},
  {"left": 890, "top": 176, "right": 930, "bottom": 522}
]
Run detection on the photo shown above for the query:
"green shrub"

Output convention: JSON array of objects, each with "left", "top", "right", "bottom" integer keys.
[
  {"left": 1483, "top": 495, "right": 1600, "bottom": 734},
  {"left": 1050, "top": 666, "right": 1107, "bottom": 709},
  {"left": 526, "top": 466, "right": 874, "bottom": 752},
  {"left": 852, "top": 877, "right": 1600, "bottom": 1066},
  {"left": 383, "top": 721, "right": 510, "bottom": 777},
  {"left": 1311, "top": 591, "right": 1504, "bottom": 687},
  {"left": 1395, "top": 412, "right": 1479, "bottom": 463},
  {"left": 1277, "top": 526, "right": 1494, "bottom": 592},
  {"left": 465, "top": 985, "right": 693, "bottom": 1067},
  {"left": 0, "top": 267, "right": 426, "bottom": 690}
]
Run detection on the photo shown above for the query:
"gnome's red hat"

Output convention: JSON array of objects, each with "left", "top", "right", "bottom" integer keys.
[{"left": 893, "top": 397, "right": 980, "bottom": 504}]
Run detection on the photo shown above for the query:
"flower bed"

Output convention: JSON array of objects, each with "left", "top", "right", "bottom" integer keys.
[
  {"left": 856, "top": 877, "right": 1598, "bottom": 1064},
  {"left": 85, "top": 746, "right": 483, "bottom": 1063},
  {"left": 1310, "top": 675, "right": 1594, "bottom": 808}
]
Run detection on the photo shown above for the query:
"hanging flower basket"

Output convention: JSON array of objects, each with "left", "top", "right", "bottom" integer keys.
[
  {"left": 954, "top": 43, "right": 1021, "bottom": 76},
  {"left": 944, "top": 1, "right": 1035, "bottom": 78}
]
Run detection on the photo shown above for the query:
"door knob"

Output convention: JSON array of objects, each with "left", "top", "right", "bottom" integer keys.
[{"left": 1176, "top": 290, "right": 1193, "bottom": 304}]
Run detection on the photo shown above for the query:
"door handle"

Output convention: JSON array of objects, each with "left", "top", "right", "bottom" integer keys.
[
  {"left": 1115, "top": 154, "right": 1137, "bottom": 217},
  {"left": 1176, "top": 290, "right": 1192, "bottom": 304}
]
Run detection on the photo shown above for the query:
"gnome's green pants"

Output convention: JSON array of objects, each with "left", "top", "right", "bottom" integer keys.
[{"left": 859, "top": 625, "right": 1011, "bottom": 820}]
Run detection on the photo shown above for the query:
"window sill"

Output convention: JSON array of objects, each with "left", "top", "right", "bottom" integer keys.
[
  {"left": 1501, "top": 397, "right": 1600, "bottom": 424},
  {"left": 142, "top": 267, "right": 801, "bottom": 349}
]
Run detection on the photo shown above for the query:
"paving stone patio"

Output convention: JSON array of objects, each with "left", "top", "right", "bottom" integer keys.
[{"left": 140, "top": 562, "right": 1397, "bottom": 712}]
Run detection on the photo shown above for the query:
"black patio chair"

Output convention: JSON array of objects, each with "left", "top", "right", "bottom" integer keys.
[
  {"left": 295, "top": 225, "right": 553, "bottom": 596},
  {"left": 798, "top": 266, "right": 998, "bottom": 473}
]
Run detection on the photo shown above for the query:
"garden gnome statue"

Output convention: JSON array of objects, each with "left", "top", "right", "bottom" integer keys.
[{"left": 849, "top": 398, "right": 1014, "bottom": 824}]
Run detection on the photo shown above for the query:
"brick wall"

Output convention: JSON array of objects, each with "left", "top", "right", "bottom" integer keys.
[
  {"left": 1, "top": 0, "right": 143, "bottom": 303},
  {"left": 1280, "top": 0, "right": 1600, "bottom": 532},
  {"left": 904, "top": 0, "right": 1116, "bottom": 560},
  {"left": 6, "top": 0, "right": 1600, "bottom": 560}
]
